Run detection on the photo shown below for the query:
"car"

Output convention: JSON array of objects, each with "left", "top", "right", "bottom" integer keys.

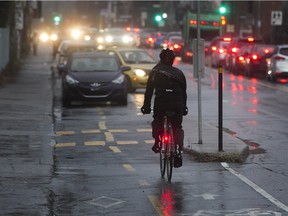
[
  {"left": 266, "top": 44, "right": 288, "bottom": 82},
  {"left": 230, "top": 44, "right": 253, "bottom": 74},
  {"left": 96, "top": 28, "right": 136, "bottom": 48},
  {"left": 58, "top": 52, "right": 130, "bottom": 107},
  {"left": 146, "top": 31, "right": 167, "bottom": 49},
  {"left": 208, "top": 36, "right": 232, "bottom": 68},
  {"left": 56, "top": 40, "right": 97, "bottom": 74},
  {"left": 224, "top": 37, "right": 264, "bottom": 72},
  {"left": 106, "top": 47, "right": 157, "bottom": 93},
  {"left": 244, "top": 44, "right": 276, "bottom": 77},
  {"left": 165, "top": 35, "right": 184, "bottom": 57}
]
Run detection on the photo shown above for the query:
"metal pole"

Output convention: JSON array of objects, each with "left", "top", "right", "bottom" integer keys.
[
  {"left": 218, "top": 65, "right": 223, "bottom": 151},
  {"left": 197, "top": 0, "right": 203, "bottom": 144}
]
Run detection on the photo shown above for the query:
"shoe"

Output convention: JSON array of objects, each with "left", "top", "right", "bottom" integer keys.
[
  {"left": 152, "top": 144, "right": 160, "bottom": 153},
  {"left": 174, "top": 153, "right": 182, "bottom": 168}
]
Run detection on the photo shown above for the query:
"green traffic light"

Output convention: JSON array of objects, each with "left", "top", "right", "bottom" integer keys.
[
  {"left": 219, "top": 6, "right": 227, "bottom": 14},
  {"left": 54, "top": 15, "right": 61, "bottom": 22},
  {"left": 155, "top": 15, "right": 162, "bottom": 22}
]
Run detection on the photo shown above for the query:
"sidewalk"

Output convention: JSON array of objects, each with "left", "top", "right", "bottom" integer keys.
[{"left": 0, "top": 45, "right": 55, "bottom": 214}]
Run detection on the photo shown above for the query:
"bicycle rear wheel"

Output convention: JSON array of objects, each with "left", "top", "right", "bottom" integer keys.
[
  {"left": 166, "top": 153, "right": 173, "bottom": 181},
  {"left": 160, "top": 143, "right": 166, "bottom": 178}
]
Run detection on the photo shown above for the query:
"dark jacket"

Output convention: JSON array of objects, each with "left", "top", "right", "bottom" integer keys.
[{"left": 143, "top": 62, "right": 187, "bottom": 110}]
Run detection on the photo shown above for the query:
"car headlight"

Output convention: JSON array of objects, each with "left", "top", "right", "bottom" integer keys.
[
  {"left": 122, "top": 35, "right": 132, "bottom": 43},
  {"left": 84, "top": 35, "right": 91, "bottom": 41},
  {"left": 97, "top": 37, "right": 104, "bottom": 43},
  {"left": 134, "top": 69, "right": 146, "bottom": 77},
  {"left": 105, "top": 35, "right": 113, "bottom": 43},
  {"left": 112, "top": 74, "right": 125, "bottom": 84},
  {"left": 65, "top": 75, "right": 79, "bottom": 85},
  {"left": 50, "top": 33, "right": 58, "bottom": 41}
]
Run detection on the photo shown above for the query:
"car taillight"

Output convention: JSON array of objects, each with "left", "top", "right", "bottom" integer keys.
[
  {"left": 251, "top": 54, "right": 258, "bottom": 60},
  {"left": 218, "top": 48, "right": 225, "bottom": 54},
  {"left": 173, "top": 44, "right": 181, "bottom": 49},
  {"left": 274, "top": 56, "right": 285, "bottom": 61},
  {"left": 238, "top": 56, "right": 245, "bottom": 61},
  {"left": 186, "top": 51, "right": 193, "bottom": 57},
  {"left": 148, "top": 37, "right": 154, "bottom": 42},
  {"left": 211, "top": 46, "right": 217, "bottom": 51},
  {"left": 231, "top": 47, "right": 238, "bottom": 53}
]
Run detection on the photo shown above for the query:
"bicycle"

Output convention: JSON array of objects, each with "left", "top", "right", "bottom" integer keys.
[{"left": 159, "top": 111, "right": 177, "bottom": 182}]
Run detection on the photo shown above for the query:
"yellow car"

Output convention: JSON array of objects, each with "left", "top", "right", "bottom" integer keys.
[{"left": 106, "top": 48, "right": 157, "bottom": 92}]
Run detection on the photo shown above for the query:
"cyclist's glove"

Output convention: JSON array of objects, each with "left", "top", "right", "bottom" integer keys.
[
  {"left": 182, "top": 106, "right": 188, "bottom": 116},
  {"left": 141, "top": 106, "right": 151, "bottom": 114}
]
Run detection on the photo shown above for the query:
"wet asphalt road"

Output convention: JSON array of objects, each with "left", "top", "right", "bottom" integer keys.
[{"left": 1, "top": 44, "right": 288, "bottom": 215}]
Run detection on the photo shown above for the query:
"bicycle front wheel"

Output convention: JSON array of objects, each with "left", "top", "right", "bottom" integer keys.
[
  {"left": 166, "top": 153, "right": 173, "bottom": 182},
  {"left": 160, "top": 144, "right": 166, "bottom": 178}
]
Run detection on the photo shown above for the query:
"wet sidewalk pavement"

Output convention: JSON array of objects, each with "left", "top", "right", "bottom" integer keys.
[{"left": 0, "top": 45, "right": 55, "bottom": 215}]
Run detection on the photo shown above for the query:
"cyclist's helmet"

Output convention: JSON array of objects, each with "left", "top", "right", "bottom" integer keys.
[{"left": 159, "top": 48, "right": 175, "bottom": 66}]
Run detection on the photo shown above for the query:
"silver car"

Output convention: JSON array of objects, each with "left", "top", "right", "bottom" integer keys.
[{"left": 267, "top": 44, "right": 288, "bottom": 82}]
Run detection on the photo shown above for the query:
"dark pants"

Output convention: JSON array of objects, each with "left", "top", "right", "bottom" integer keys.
[{"left": 152, "top": 104, "right": 184, "bottom": 150}]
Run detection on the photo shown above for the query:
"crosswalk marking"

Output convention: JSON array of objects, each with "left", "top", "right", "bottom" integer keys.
[
  {"left": 138, "top": 180, "right": 150, "bottom": 186},
  {"left": 137, "top": 128, "right": 152, "bottom": 132},
  {"left": 99, "top": 121, "right": 106, "bottom": 130},
  {"left": 145, "top": 140, "right": 154, "bottom": 144},
  {"left": 108, "top": 129, "right": 128, "bottom": 133}
]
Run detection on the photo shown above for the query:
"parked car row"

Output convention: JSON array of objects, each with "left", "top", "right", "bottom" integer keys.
[{"left": 205, "top": 36, "right": 288, "bottom": 82}]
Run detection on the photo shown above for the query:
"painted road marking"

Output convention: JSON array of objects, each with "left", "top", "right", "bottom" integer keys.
[
  {"left": 145, "top": 140, "right": 154, "bottom": 144},
  {"left": 194, "top": 193, "right": 220, "bottom": 200},
  {"left": 84, "top": 141, "right": 105, "bottom": 146},
  {"left": 221, "top": 162, "right": 288, "bottom": 213},
  {"left": 108, "top": 129, "right": 128, "bottom": 133},
  {"left": 117, "top": 141, "right": 138, "bottom": 145},
  {"left": 81, "top": 130, "right": 101, "bottom": 134},
  {"left": 137, "top": 128, "right": 152, "bottom": 132},
  {"left": 109, "top": 146, "right": 121, "bottom": 153},
  {"left": 138, "top": 180, "right": 150, "bottom": 186},
  {"left": 105, "top": 132, "right": 114, "bottom": 142},
  {"left": 123, "top": 164, "right": 135, "bottom": 172},
  {"left": 56, "top": 131, "right": 75, "bottom": 136},
  {"left": 54, "top": 142, "right": 76, "bottom": 148},
  {"left": 99, "top": 121, "right": 106, "bottom": 130},
  {"left": 148, "top": 196, "right": 164, "bottom": 216}
]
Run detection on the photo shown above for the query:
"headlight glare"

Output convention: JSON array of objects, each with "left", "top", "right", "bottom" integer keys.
[{"left": 134, "top": 69, "right": 146, "bottom": 77}]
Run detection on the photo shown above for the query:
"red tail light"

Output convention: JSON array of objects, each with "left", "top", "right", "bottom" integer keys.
[
  {"left": 231, "top": 47, "right": 238, "bottom": 53},
  {"left": 251, "top": 54, "right": 258, "bottom": 60},
  {"left": 186, "top": 51, "right": 193, "bottom": 57},
  {"left": 173, "top": 44, "right": 181, "bottom": 49},
  {"left": 238, "top": 56, "right": 245, "bottom": 62},
  {"left": 274, "top": 56, "right": 285, "bottom": 61},
  {"left": 218, "top": 48, "right": 225, "bottom": 54},
  {"left": 211, "top": 46, "right": 217, "bottom": 51}
]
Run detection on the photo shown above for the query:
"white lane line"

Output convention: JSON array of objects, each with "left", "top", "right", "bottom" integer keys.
[{"left": 221, "top": 162, "right": 288, "bottom": 212}]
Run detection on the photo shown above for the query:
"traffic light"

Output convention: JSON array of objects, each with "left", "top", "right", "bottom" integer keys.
[
  {"left": 53, "top": 15, "right": 61, "bottom": 25},
  {"left": 219, "top": 6, "right": 227, "bottom": 14},
  {"left": 221, "top": 16, "right": 226, "bottom": 25},
  {"left": 154, "top": 14, "right": 162, "bottom": 22}
]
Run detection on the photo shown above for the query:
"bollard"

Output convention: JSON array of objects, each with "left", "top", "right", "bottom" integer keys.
[{"left": 218, "top": 65, "right": 223, "bottom": 152}]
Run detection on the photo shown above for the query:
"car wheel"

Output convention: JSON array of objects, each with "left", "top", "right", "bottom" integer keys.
[
  {"left": 117, "top": 95, "right": 128, "bottom": 106},
  {"left": 62, "top": 92, "right": 71, "bottom": 107}
]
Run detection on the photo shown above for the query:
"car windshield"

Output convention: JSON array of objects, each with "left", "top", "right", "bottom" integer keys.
[
  {"left": 279, "top": 48, "right": 288, "bottom": 56},
  {"left": 71, "top": 57, "right": 119, "bottom": 72},
  {"left": 120, "top": 51, "right": 156, "bottom": 64}
]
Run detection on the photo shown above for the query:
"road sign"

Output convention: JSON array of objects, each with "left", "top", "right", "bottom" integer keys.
[{"left": 271, "top": 11, "right": 282, "bottom": 26}]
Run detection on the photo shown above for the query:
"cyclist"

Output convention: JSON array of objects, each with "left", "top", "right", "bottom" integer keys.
[{"left": 141, "top": 48, "right": 188, "bottom": 159}]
